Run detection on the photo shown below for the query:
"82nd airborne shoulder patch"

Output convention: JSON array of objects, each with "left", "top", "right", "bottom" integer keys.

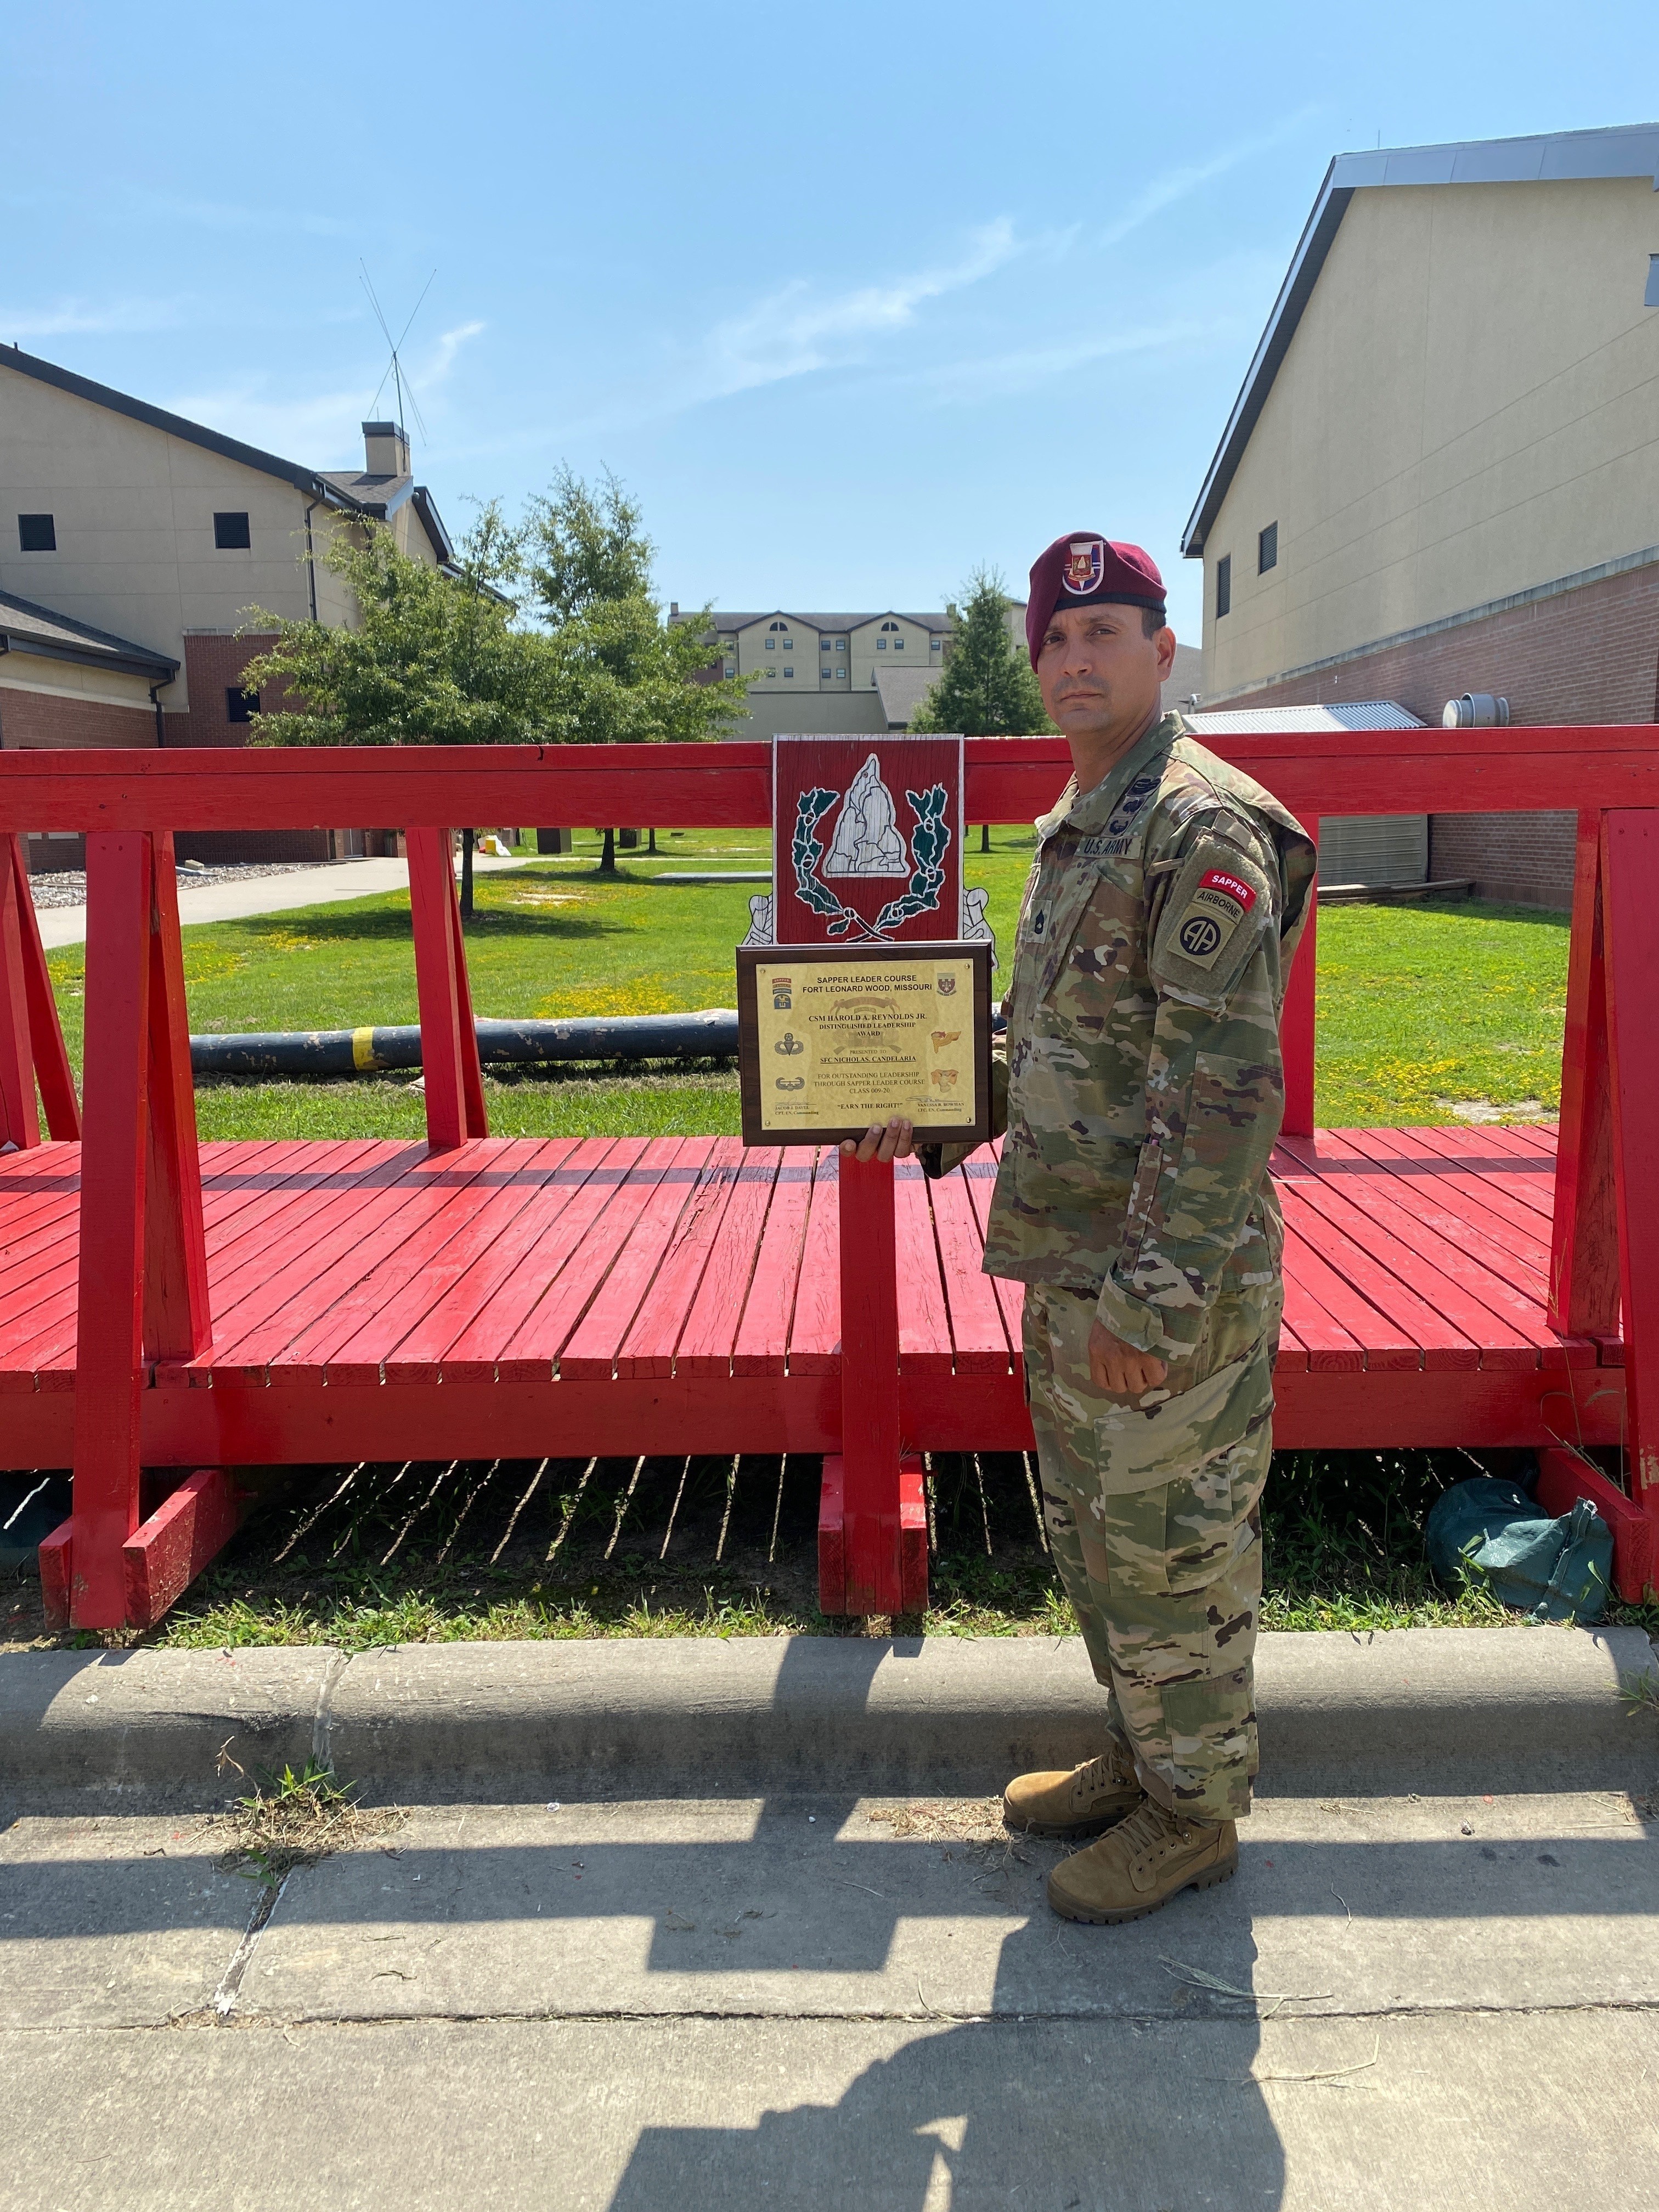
[{"left": 1172, "top": 866, "right": 1257, "bottom": 970}]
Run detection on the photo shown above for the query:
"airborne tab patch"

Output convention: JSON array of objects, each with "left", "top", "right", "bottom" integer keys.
[{"left": 1173, "top": 868, "right": 1256, "bottom": 969}]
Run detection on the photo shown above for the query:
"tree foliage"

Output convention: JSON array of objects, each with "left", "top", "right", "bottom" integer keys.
[
  {"left": 908, "top": 566, "right": 1053, "bottom": 736},
  {"left": 238, "top": 472, "right": 749, "bottom": 750}
]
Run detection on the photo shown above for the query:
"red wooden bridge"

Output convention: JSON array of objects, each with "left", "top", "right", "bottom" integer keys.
[{"left": 1, "top": 732, "right": 1655, "bottom": 1629}]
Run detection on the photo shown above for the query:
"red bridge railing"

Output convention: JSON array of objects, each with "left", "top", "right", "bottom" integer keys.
[{"left": 1, "top": 729, "right": 1655, "bottom": 1620}]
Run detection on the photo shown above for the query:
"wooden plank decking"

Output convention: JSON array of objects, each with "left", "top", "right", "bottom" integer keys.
[{"left": 0, "top": 1128, "right": 1626, "bottom": 1474}]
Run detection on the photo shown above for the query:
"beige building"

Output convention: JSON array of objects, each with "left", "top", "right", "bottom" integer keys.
[
  {"left": 1181, "top": 121, "right": 1659, "bottom": 906},
  {"left": 0, "top": 345, "right": 455, "bottom": 860},
  {"left": 692, "top": 608, "right": 957, "bottom": 737},
  {"left": 686, "top": 602, "right": 1200, "bottom": 738}
]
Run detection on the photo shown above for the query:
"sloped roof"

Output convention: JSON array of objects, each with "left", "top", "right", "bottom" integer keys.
[
  {"left": 0, "top": 586, "right": 178, "bottom": 680},
  {"left": 1181, "top": 122, "right": 1659, "bottom": 557},
  {"left": 0, "top": 346, "right": 454, "bottom": 562},
  {"left": 874, "top": 667, "right": 944, "bottom": 727}
]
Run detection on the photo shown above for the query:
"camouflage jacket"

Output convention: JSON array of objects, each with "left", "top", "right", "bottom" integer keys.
[{"left": 981, "top": 712, "right": 1316, "bottom": 1369}]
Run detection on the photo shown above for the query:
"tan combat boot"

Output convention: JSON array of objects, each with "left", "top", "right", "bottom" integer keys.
[
  {"left": 1046, "top": 1797, "right": 1238, "bottom": 1924},
  {"left": 1002, "top": 1741, "right": 1143, "bottom": 1841}
]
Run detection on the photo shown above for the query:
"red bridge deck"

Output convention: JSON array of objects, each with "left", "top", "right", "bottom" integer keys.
[{"left": 0, "top": 1126, "right": 1623, "bottom": 1473}]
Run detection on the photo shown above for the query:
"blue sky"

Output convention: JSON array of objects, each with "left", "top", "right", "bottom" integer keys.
[{"left": 7, "top": 2, "right": 1657, "bottom": 636}]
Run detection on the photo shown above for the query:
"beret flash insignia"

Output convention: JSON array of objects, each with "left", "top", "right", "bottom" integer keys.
[{"left": 1062, "top": 538, "right": 1106, "bottom": 595}]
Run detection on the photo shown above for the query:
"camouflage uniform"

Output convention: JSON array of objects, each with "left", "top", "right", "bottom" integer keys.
[{"left": 978, "top": 710, "right": 1314, "bottom": 1822}]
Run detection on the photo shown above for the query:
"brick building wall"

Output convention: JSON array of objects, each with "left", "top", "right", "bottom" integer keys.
[
  {"left": 1210, "top": 557, "right": 1659, "bottom": 909},
  {"left": 172, "top": 634, "right": 332, "bottom": 865},
  {"left": 0, "top": 686, "right": 156, "bottom": 750},
  {"left": 0, "top": 688, "right": 158, "bottom": 871}
]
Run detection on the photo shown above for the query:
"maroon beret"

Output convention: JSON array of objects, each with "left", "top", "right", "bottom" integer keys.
[{"left": 1025, "top": 533, "right": 1166, "bottom": 667}]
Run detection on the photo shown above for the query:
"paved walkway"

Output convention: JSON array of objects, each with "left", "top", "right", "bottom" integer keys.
[
  {"left": 35, "top": 853, "right": 528, "bottom": 951},
  {"left": 4, "top": 1778, "right": 1656, "bottom": 2208}
]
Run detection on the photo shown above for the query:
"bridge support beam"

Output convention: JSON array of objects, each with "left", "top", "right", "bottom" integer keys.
[{"left": 820, "top": 1152, "right": 927, "bottom": 1618}]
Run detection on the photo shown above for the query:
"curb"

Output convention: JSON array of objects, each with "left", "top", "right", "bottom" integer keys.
[{"left": 2, "top": 1626, "right": 1655, "bottom": 1808}]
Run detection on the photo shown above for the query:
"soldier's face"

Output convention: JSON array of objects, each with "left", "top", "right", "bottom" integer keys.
[{"left": 1036, "top": 606, "right": 1175, "bottom": 742}]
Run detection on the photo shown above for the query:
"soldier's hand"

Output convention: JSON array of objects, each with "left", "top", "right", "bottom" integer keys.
[
  {"left": 1087, "top": 1321, "right": 1169, "bottom": 1396},
  {"left": 841, "top": 1118, "right": 915, "bottom": 1165}
]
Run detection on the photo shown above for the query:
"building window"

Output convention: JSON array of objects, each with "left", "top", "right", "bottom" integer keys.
[
  {"left": 766, "top": 668, "right": 775, "bottom": 679},
  {"left": 1257, "top": 522, "right": 1278, "bottom": 574},
  {"left": 930, "top": 636, "right": 941, "bottom": 651},
  {"left": 724, "top": 662, "right": 735, "bottom": 677},
  {"left": 836, "top": 640, "right": 845, "bottom": 652},
  {"left": 1216, "top": 555, "right": 1232, "bottom": 619},
  {"left": 1647, "top": 255, "right": 1659, "bottom": 308},
  {"left": 214, "top": 511, "right": 251, "bottom": 550},
  {"left": 877, "top": 636, "right": 887, "bottom": 648},
  {"left": 784, "top": 665, "right": 793, "bottom": 678},
  {"left": 782, "top": 637, "right": 792, "bottom": 650},
  {"left": 893, "top": 637, "right": 904, "bottom": 650},
  {"left": 225, "top": 686, "right": 260, "bottom": 725},
  {"left": 766, "top": 636, "right": 776, "bottom": 650},
  {"left": 18, "top": 514, "right": 55, "bottom": 552}
]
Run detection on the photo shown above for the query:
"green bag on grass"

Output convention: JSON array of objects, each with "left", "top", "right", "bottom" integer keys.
[{"left": 1425, "top": 1477, "right": 1612, "bottom": 1625}]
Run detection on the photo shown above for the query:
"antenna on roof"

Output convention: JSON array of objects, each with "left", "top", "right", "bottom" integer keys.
[{"left": 360, "top": 263, "right": 436, "bottom": 443}]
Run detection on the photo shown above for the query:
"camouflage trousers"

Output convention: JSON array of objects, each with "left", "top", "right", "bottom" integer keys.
[{"left": 1022, "top": 1283, "right": 1278, "bottom": 1823}]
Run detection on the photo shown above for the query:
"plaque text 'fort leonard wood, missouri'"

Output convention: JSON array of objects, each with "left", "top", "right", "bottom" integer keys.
[{"left": 736, "top": 942, "right": 993, "bottom": 1149}]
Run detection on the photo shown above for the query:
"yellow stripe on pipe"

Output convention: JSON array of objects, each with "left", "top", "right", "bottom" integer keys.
[{"left": 351, "top": 1026, "right": 379, "bottom": 1071}]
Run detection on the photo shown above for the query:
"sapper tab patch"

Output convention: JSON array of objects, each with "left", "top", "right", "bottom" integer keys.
[{"left": 1174, "top": 867, "right": 1257, "bottom": 969}]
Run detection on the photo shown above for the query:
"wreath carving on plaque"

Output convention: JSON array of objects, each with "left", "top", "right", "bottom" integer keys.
[{"left": 790, "top": 780, "right": 950, "bottom": 940}]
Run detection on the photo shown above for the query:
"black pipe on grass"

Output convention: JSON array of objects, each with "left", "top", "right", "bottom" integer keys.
[{"left": 191, "top": 1008, "right": 741, "bottom": 1078}]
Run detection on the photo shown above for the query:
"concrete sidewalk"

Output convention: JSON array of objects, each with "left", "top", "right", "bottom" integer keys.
[
  {"left": 3, "top": 1783, "right": 1656, "bottom": 2208},
  {"left": 34, "top": 851, "right": 528, "bottom": 950},
  {"left": 4, "top": 1629, "right": 1656, "bottom": 2208}
]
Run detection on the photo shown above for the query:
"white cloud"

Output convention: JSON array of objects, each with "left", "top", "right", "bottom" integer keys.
[
  {"left": 425, "top": 320, "right": 486, "bottom": 384},
  {"left": 701, "top": 219, "right": 1022, "bottom": 398},
  {"left": 130, "top": 190, "right": 353, "bottom": 241},
  {"left": 157, "top": 380, "right": 375, "bottom": 465},
  {"left": 904, "top": 317, "right": 1234, "bottom": 405},
  {"left": 0, "top": 296, "right": 190, "bottom": 341},
  {"left": 1096, "top": 110, "right": 1323, "bottom": 251},
  {"left": 168, "top": 322, "right": 486, "bottom": 467}
]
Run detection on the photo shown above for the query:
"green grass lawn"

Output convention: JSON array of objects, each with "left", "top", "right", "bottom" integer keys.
[
  {"left": 40, "top": 827, "right": 1572, "bottom": 1138},
  {"left": 1313, "top": 896, "right": 1569, "bottom": 1124}
]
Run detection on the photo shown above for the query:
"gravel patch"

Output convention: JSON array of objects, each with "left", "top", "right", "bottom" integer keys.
[{"left": 25, "top": 861, "right": 332, "bottom": 911}]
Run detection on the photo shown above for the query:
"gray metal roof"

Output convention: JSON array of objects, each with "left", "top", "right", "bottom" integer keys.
[
  {"left": 1186, "top": 699, "right": 1425, "bottom": 735},
  {"left": 1181, "top": 122, "right": 1659, "bottom": 559},
  {"left": 0, "top": 586, "right": 178, "bottom": 681}
]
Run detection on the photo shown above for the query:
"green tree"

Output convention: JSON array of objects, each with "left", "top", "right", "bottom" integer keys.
[
  {"left": 520, "top": 469, "right": 749, "bottom": 872},
  {"left": 240, "top": 501, "right": 553, "bottom": 749},
  {"left": 239, "top": 501, "right": 559, "bottom": 910},
  {"left": 239, "top": 469, "right": 750, "bottom": 896}
]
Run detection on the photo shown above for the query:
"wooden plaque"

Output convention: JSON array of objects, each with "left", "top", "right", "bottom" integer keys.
[
  {"left": 737, "top": 941, "right": 992, "bottom": 1148},
  {"left": 771, "top": 736, "right": 966, "bottom": 945}
]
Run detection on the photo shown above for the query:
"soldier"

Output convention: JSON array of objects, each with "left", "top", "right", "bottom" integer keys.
[{"left": 848, "top": 533, "right": 1314, "bottom": 1924}]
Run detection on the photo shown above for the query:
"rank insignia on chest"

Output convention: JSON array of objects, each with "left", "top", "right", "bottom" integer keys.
[{"left": 1173, "top": 868, "right": 1257, "bottom": 968}]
